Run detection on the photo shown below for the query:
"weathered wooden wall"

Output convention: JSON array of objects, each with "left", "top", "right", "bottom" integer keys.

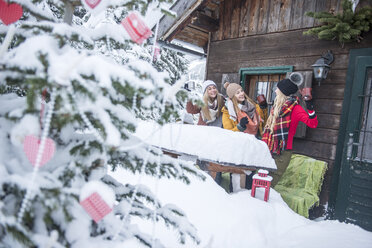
[
  {"left": 212, "top": 0, "right": 342, "bottom": 41},
  {"left": 206, "top": 0, "right": 372, "bottom": 214}
]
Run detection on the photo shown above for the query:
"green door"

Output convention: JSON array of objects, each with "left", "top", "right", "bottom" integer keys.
[{"left": 331, "top": 48, "right": 372, "bottom": 231}]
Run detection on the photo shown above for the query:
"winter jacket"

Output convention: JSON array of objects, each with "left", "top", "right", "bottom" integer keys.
[
  {"left": 255, "top": 104, "right": 268, "bottom": 137},
  {"left": 286, "top": 105, "right": 318, "bottom": 150},
  {"left": 186, "top": 97, "right": 224, "bottom": 127},
  {"left": 221, "top": 106, "right": 259, "bottom": 135}
]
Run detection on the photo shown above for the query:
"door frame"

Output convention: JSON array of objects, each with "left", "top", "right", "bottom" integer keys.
[{"left": 329, "top": 48, "right": 372, "bottom": 221}]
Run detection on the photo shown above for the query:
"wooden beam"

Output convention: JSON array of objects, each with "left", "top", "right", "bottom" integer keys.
[
  {"left": 190, "top": 11, "right": 219, "bottom": 32},
  {"left": 158, "top": 0, "right": 204, "bottom": 41},
  {"left": 207, "top": 162, "right": 248, "bottom": 174},
  {"left": 175, "top": 26, "right": 209, "bottom": 47}
]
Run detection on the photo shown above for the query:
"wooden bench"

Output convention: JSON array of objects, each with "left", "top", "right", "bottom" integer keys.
[
  {"left": 135, "top": 122, "right": 277, "bottom": 182},
  {"left": 162, "top": 148, "right": 272, "bottom": 182}
]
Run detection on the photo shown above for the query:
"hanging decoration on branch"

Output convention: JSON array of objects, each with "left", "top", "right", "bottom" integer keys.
[
  {"left": 84, "top": 0, "right": 101, "bottom": 9},
  {"left": 17, "top": 90, "right": 57, "bottom": 223},
  {"left": 82, "top": 0, "right": 105, "bottom": 15},
  {"left": 23, "top": 89, "right": 55, "bottom": 168},
  {"left": 153, "top": 44, "right": 161, "bottom": 61},
  {"left": 23, "top": 135, "right": 55, "bottom": 168},
  {"left": 121, "top": 12, "right": 152, "bottom": 45},
  {"left": 79, "top": 181, "right": 115, "bottom": 223},
  {"left": 151, "top": 20, "right": 160, "bottom": 61},
  {"left": 0, "top": 0, "right": 23, "bottom": 25}
]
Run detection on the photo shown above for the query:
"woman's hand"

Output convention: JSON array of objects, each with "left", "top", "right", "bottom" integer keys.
[
  {"left": 305, "top": 99, "right": 314, "bottom": 111},
  {"left": 237, "top": 117, "right": 249, "bottom": 131}
]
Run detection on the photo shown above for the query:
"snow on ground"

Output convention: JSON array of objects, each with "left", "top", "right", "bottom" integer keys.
[
  {"left": 110, "top": 167, "right": 372, "bottom": 248},
  {"left": 110, "top": 122, "right": 372, "bottom": 248},
  {"left": 111, "top": 121, "right": 372, "bottom": 248}
]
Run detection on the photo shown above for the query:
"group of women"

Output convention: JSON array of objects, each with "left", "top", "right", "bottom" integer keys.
[{"left": 186, "top": 78, "right": 318, "bottom": 192}]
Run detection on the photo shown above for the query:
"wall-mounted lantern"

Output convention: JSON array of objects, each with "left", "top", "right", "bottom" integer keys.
[{"left": 312, "top": 50, "right": 334, "bottom": 86}]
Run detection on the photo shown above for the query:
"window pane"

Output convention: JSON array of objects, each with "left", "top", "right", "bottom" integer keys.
[
  {"left": 256, "top": 81, "right": 268, "bottom": 96},
  {"left": 270, "top": 82, "right": 278, "bottom": 103},
  {"left": 357, "top": 68, "right": 372, "bottom": 162}
]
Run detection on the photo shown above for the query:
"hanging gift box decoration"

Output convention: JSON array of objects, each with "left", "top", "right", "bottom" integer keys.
[
  {"left": 23, "top": 135, "right": 56, "bottom": 168},
  {"left": 121, "top": 12, "right": 152, "bottom": 45},
  {"left": 80, "top": 181, "right": 115, "bottom": 223},
  {"left": 0, "top": 0, "right": 23, "bottom": 25}
]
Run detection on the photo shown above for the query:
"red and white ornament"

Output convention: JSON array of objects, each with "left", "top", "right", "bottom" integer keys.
[
  {"left": 23, "top": 135, "right": 55, "bottom": 168},
  {"left": 121, "top": 12, "right": 152, "bottom": 45},
  {"left": 84, "top": 0, "right": 101, "bottom": 9},
  {"left": 80, "top": 181, "right": 115, "bottom": 223},
  {"left": 0, "top": 0, "right": 23, "bottom": 25},
  {"left": 82, "top": 0, "right": 105, "bottom": 15},
  {"left": 153, "top": 44, "right": 161, "bottom": 61}
]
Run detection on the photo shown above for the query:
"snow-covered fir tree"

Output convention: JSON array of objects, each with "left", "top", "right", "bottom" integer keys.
[
  {"left": 152, "top": 48, "right": 189, "bottom": 85},
  {"left": 0, "top": 0, "right": 204, "bottom": 247}
]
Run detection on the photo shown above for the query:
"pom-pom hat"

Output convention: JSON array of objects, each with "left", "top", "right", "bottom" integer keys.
[
  {"left": 202, "top": 80, "right": 217, "bottom": 94},
  {"left": 224, "top": 82, "right": 243, "bottom": 99},
  {"left": 277, "top": 79, "right": 298, "bottom": 96}
]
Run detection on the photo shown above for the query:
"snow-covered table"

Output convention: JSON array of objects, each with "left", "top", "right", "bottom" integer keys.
[{"left": 135, "top": 122, "right": 276, "bottom": 173}]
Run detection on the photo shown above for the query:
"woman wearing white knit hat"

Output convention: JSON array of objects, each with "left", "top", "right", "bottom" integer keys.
[
  {"left": 186, "top": 80, "right": 225, "bottom": 127},
  {"left": 186, "top": 80, "right": 226, "bottom": 186}
]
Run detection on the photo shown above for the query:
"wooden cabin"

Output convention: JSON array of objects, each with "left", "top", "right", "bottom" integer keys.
[{"left": 157, "top": 0, "right": 372, "bottom": 231}]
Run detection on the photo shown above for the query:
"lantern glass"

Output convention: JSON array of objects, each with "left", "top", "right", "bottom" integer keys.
[
  {"left": 322, "top": 66, "right": 330, "bottom": 79},
  {"left": 311, "top": 51, "right": 333, "bottom": 85},
  {"left": 313, "top": 66, "right": 324, "bottom": 80},
  {"left": 312, "top": 64, "right": 330, "bottom": 80}
]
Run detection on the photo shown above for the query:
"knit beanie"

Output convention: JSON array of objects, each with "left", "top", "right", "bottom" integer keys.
[
  {"left": 277, "top": 79, "right": 298, "bottom": 96},
  {"left": 202, "top": 80, "right": 217, "bottom": 94},
  {"left": 224, "top": 82, "right": 242, "bottom": 99}
]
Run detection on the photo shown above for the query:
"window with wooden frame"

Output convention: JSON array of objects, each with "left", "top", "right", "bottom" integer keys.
[
  {"left": 240, "top": 66, "right": 292, "bottom": 111},
  {"left": 239, "top": 66, "right": 306, "bottom": 138}
]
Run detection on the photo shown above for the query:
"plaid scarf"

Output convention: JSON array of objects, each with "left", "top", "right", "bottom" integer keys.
[{"left": 262, "top": 96, "right": 299, "bottom": 155}]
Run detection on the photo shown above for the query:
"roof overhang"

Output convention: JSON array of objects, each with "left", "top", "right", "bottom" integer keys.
[{"left": 156, "top": 0, "right": 220, "bottom": 51}]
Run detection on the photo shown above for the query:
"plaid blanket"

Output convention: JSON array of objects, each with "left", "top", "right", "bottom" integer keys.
[{"left": 262, "top": 96, "right": 299, "bottom": 155}]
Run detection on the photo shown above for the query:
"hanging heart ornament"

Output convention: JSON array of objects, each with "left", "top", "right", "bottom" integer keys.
[
  {"left": 23, "top": 135, "right": 56, "bottom": 168},
  {"left": 84, "top": 0, "right": 101, "bottom": 9},
  {"left": 0, "top": 0, "right": 23, "bottom": 25}
]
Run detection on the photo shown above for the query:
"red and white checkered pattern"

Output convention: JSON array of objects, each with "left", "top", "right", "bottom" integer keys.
[
  {"left": 80, "top": 192, "right": 112, "bottom": 223},
  {"left": 121, "top": 12, "right": 152, "bottom": 45},
  {"left": 23, "top": 135, "right": 55, "bottom": 168}
]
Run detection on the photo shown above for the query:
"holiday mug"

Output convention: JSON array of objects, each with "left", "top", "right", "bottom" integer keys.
[{"left": 301, "top": 87, "right": 312, "bottom": 101}]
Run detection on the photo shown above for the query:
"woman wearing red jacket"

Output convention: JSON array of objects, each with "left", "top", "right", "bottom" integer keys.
[{"left": 262, "top": 78, "right": 318, "bottom": 187}]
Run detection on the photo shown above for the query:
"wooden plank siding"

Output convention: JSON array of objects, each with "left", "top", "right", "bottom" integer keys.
[
  {"left": 212, "top": 0, "right": 341, "bottom": 40},
  {"left": 257, "top": 0, "right": 270, "bottom": 34},
  {"left": 206, "top": 0, "right": 372, "bottom": 210}
]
